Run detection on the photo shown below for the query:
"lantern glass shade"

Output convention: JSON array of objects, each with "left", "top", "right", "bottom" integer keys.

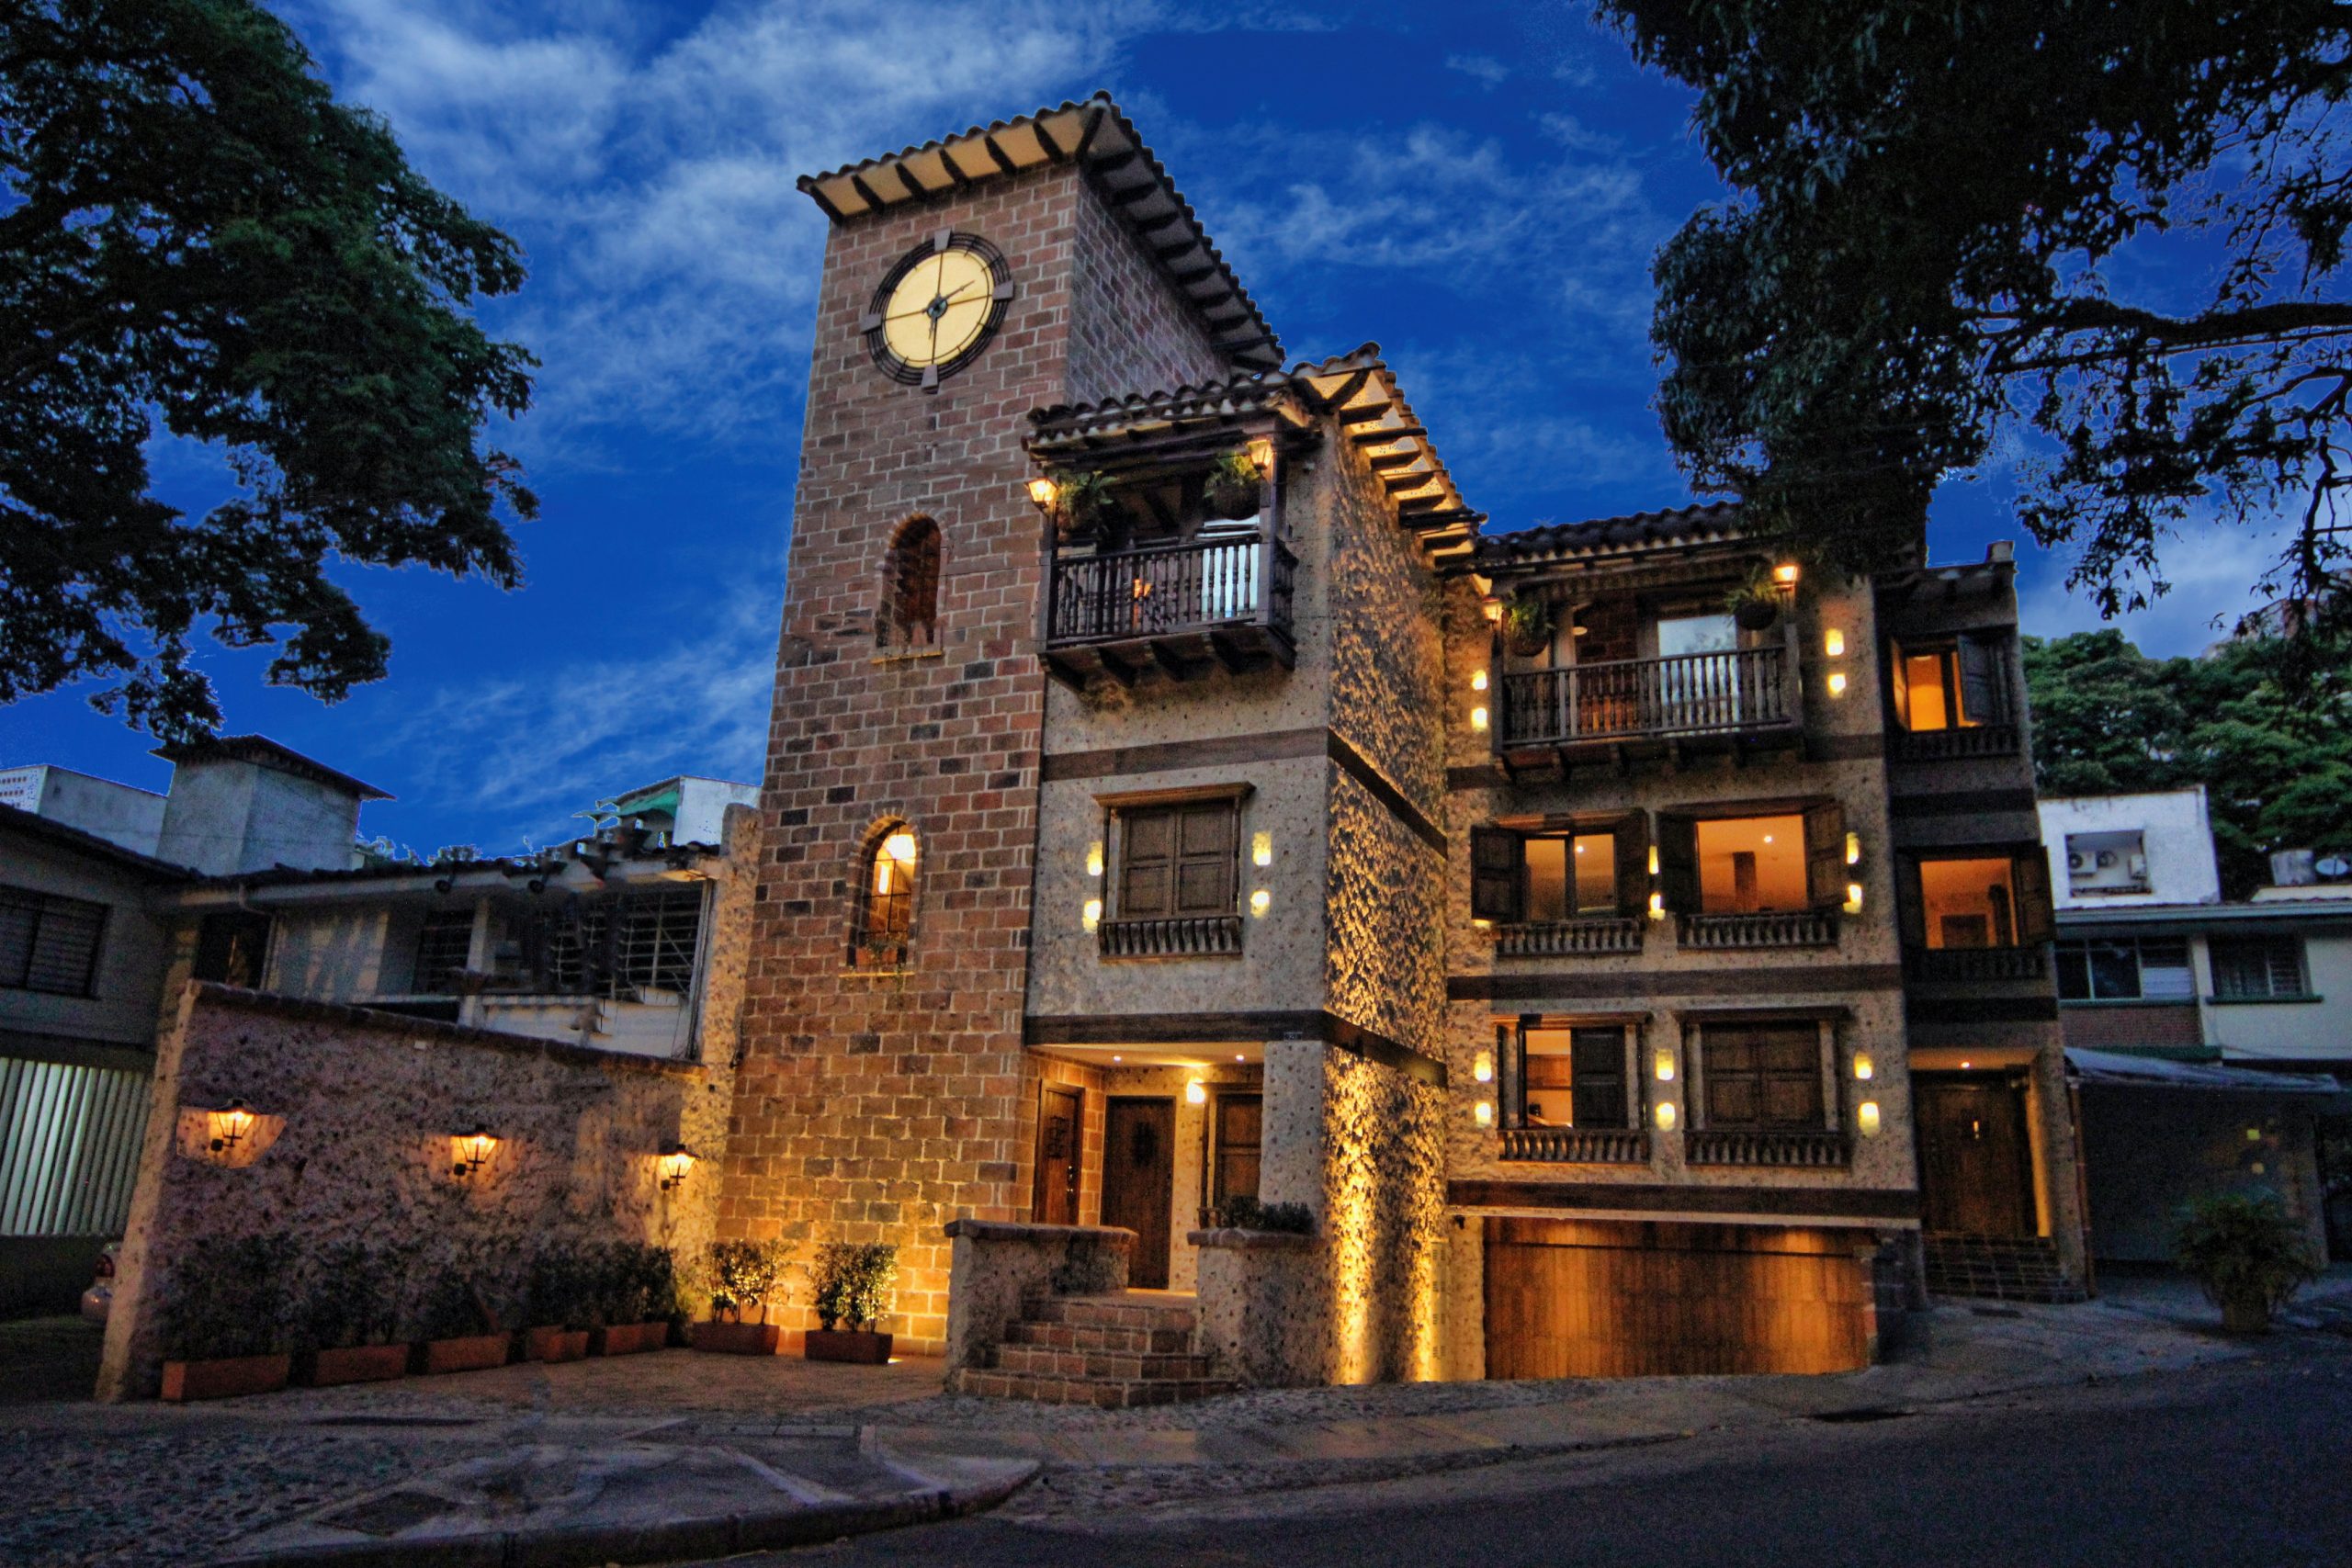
[
  {"left": 1246, "top": 436, "right": 1275, "bottom": 474},
  {"left": 1845, "top": 881, "right": 1865, "bottom": 914},
  {"left": 1026, "top": 476, "right": 1057, "bottom": 508},
  {"left": 452, "top": 1127, "right": 498, "bottom": 1178},
  {"left": 207, "top": 1100, "right": 255, "bottom": 1156},
  {"left": 1773, "top": 562, "right": 1801, "bottom": 586}
]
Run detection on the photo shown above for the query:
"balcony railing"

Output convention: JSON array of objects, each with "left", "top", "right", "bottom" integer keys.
[
  {"left": 1493, "top": 918, "right": 1644, "bottom": 957},
  {"left": 1098, "top": 916, "right": 1244, "bottom": 959},
  {"left": 1685, "top": 1129, "right": 1849, "bottom": 1168},
  {"left": 1888, "top": 722, "right": 2019, "bottom": 763},
  {"left": 1499, "top": 1126, "right": 1652, "bottom": 1164},
  {"left": 1905, "top": 944, "right": 2048, "bottom": 983},
  {"left": 1045, "top": 532, "right": 1295, "bottom": 665},
  {"left": 1498, "top": 645, "right": 1793, "bottom": 750},
  {"left": 1676, "top": 910, "right": 1841, "bottom": 950}
]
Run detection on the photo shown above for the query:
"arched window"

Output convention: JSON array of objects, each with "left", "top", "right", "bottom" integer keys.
[
  {"left": 853, "top": 824, "right": 919, "bottom": 967},
  {"left": 879, "top": 516, "right": 941, "bottom": 647}
]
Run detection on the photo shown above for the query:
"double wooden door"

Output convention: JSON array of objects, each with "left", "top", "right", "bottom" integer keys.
[
  {"left": 1103, "top": 1097, "right": 1175, "bottom": 1289},
  {"left": 1916, "top": 1075, "right": 2035, "bottom": 1236}
]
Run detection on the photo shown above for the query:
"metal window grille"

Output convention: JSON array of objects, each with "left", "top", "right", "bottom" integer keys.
[
  {"left": 412, "top": 909, "right": 476, "bottom": 995},
  {"left": 2211, "top": 937, "right": 2306, "bottom": 1000},
  {"left": 544, "top": 890, "right": 703, "bottom": 998},
  {"left": 0, "top": 886, "right": 108, "bottom": 998}
]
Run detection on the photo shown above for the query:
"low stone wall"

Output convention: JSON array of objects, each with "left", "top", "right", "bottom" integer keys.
[
  {"left": 97, "top": 984, "right": 723, "bottom": 1400},
  {"left": 1190, "top": 1227, "right": 1326, "bottom": 1386},
  {"left": 940, "top": 1218, "right": 1132, "bottom": 1372}
]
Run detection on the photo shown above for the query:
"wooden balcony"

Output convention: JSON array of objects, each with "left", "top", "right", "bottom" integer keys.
[
  {"left": 1043, "top": 533, "right": 1295, "bottom": 688},
  {"left": 1493, "top": 918, "right": 1644, "bottom": 957},
  {"left": 1905, "top": 944, "right": 2049, "bottom": 983},
  {"left": 1887, "top": 721, "right": 2019, "bottom": 763},
  {"left": 1676, "top": 910, "right": 1841, "bottom": 950},
  {"left": 1499, "top": 1126, "right": 1652, "bottom": 1164},
  {"left": 1685, "top": 1129, "right": 1849, "bottom": 1168},
  {"left": 1497, "top": 645, "right": 1796, "bottom": 767},
  {"left": 1098, "top": 916, "right": 1244, "bottom": 959}
]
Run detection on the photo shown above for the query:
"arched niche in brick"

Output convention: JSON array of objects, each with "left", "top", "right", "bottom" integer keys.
[{"left": 877, "top": 515, "right": 943, "bottom": 649}]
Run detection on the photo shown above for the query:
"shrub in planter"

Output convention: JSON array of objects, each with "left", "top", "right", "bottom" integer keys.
[
  {"left": 1207, "top": 1195, "right": 1316, "bottom": 1235},
  {"left": 293, "top": 1243, "right": 408, "bottom": 1387},
  {"left": 162, "top": 1233, "right": 296, "bottom": 1402},
  {"left": 1044, "top": 468, "right": 1111, "bottom": 541},
  {"left": 2172, "top": 1192, "right": 2322, "bottom": 1334},
  {"left": 1203, "top": 449, "right": 1264, "bottom": 520},
  {"left": 587, "top": 1243, "right": 674, "bottom": 1355},
  {"left": 524, "top": 1246, "right": 592, "bottom": 1362},
  {"left": 807, "top": 1242, "right": 898, "bottom": 1364},
  {"left": 694, "top": 1238, "right": 792, "bottom": 1354},
  {"left": 1499, "top": 593, "right": 1554, "bottom": 657},
  {"left": 403, "top": 1271, "right": 512, "bottom": 1374}
]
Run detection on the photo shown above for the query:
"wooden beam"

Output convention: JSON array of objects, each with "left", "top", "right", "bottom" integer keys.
[
  {"left": 1089, "top": 149, "right": 1142, "bottom": 178},
  {"left": 893, "top": 163, "right": 928, "bottom": 199},
  {"left": 1365, "top": 451, "right": 1422, "bottom": 470},
  {"left": 1337, "top": 401, "right": 1395, "bottom": 425},
  {"left": 1071, "top": 107, "right": 1108, "bottom": 160},
  {"left": 981, "top": 133, "right": 1022, "bottom": 176},
  {"left": 1353, "top": 423, "right": 1428, "bottom": 443},
  {"left": 802, "top": 183, "right": 848, "bottom": 222},
  {"left": 936, "top": 148, "right": 975, "bottom": 189},
  {"left": 846, "top": 172, "right": 888, "bottom": 211}
]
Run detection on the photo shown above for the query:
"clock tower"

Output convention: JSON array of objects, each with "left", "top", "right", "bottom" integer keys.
[{"left": 718, "top": 96, "right": 1279, "bottom": 1351}]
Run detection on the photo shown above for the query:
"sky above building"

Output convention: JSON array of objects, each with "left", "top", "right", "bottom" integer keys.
[{"left": 0, "top": 0, "right": 2292, "bottom": 857}]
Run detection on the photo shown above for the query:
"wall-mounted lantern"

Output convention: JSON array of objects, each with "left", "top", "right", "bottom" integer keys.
[
  {"left": 1655, "top": 1101, "right": 1678, "bottom": 1132},
  {"left": 1473, "top": 1100, "right": 1494, "bottom": 1127},
  {"left": 451, "top": 1126, "right": 499, "bottom": 1179},
  {"left": 1473, "top": 1049, "right": 1494, "bottom": 1084},
  {"left": 1824, "top": 628, "right": 1846, "bottom": 658},
  {"left": 1846, "top": 831, "right": 1862, "bottom": 867},
  {"left": 1246, "top": 435, "right": 1275, "bottom": 476},
  {"left": 1185, "top": 1079, "right": 1207, "bottom": 1107},
  {"left": 207, "top": 1100, "right": 256, "bottom": 1159},
  {"left": 1772, "top": 562, "right": 1801, "bottom": 589},
  {"left": 1827, "top": 671, "right": 1849, "bottom": 697},
  {"left": 1026, "top": 476, "right": 1058, "bottom": 509},
  {"left": 1856, "top": 1101, "right": 1883, "bottom": 1137},
  {"left": 1081, "top": 897, "right": 1102, "bottom": 933},
  {"left": 659, "top": 1144, "right": 696, "bottom": 1191},
  {"left": 1470, "top": 669, "right": 1488, "bottom": 692},
  {"left": 1853, "top": 1052, "right": 1875, "bottom": 1082},
  {"left": 1654, "top": 1047, "right": 1677, "bottom": 1083},
  {"left": 1844, "top": 881, "right": 1865, "bottom": 915},
  {"left": 1252, "top": 831, "right": 1273, "bottom": 869},
  {"left": 1085, "top": 840, "right": 1104, "bottom": 877},
  {"left": 1647, "top": 891, "right": 1666, "bottom": 921},
  {"left": 1470, "top": 705, "right": 1489, "bottom": 731},
  {"left": 1250, "top": 888, "right": 1272, "bottom": 918}
]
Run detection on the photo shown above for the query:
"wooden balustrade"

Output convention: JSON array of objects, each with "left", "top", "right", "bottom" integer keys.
[
  {"left": 1904, "top": 944, "right": 2049, "bottom": 982},
  {"left": 1493, "top": 918, "right": 1644, "bottom": 957},
  {"left": 1097, "top": 916, "right": 1245, "bottom": 958},
  {"left": 1675, "top": 910, "right": 1841, "bottom": 950},
  {"left": 1685, "top": 1129, "right": 1849, "bottom": 1168},
  {"left": 1046, "top": 534, "right": 1289, "bottom": 644},
  {"left": 1498, "top": 1126, "right": 1653, "bottom": 1164},
  {"left": 1888, "top": 722, "right": 2020, "bottom": 762},
  {"left": 1498, "top": 645, "right": 1792, "bottom": 748}
]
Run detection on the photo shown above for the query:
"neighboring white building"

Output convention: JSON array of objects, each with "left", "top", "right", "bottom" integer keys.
[
  {"left": 606, "top": 775, "right": 758, "bottom": 849},
  {"left": 0, "top": 765, "right": 168, "bottom": 858},
  {"left": 2041, "top": 787, "right": 2222, "bottom": 910}
]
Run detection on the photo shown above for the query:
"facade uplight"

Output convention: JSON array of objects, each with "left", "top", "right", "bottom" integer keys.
[
  {"left": 1654, "top": 1047, "right": 1676, "bottom": 1083},
  {"left": 1086, "top": 840, "right": 1104, "bottom": 877},
  {"left": 1647, "top": 891, "right": 1665, "bottom": 920},
  {"left": 1655, "top": 1102, "right": 1678, "bottom": 1131},
  {"left": 1473, "top": 1100, "right": 1494, "bottom": 1127},
  {"left": 1648, "top": 845, "right": 1660, "bottom": 877},
  {"left": 1474, "top": 1049, "right": 1494, "bottom": 1084},
  {"left": 1857, "top": 1101, "right": 1883, "bottom": 1137},
  {"left": 1250, "top": 888, "right": 1271, "bottom": 917},
  {"left": 1471, "top": 669, "right": 1488, "bottom": 692},
  {"left": 1824, "top": 628, "right": 1846, "bottom": 658},
  {"left": 1853, "top": 1052, "right": 1875, "bottom": 1082},
  {"left": 1845, "top": 881, "right": 1865, "bottom": 914},
  {"left": 1827, "top": 671, "right": 1849, "bottom": 697},
  {"left": 1186, "top": 1079, "right": 1207, "bottom": 1106},
  {"left": 1470, "top": 705, "right": 1488, "bottom": 731},
  {"left": 1846, "top": 831, "right": 1861, "bottom": 866},
  {"left": 1252, "top": 831, "right": 1273, "bottom": 868},
  {"left": 1081, "top": 897, "right": 1102, "bottom": 932}
]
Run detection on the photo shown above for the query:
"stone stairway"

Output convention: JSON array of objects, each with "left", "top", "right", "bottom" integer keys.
[
  {"left": 1923, "top": 1232, "right": 2086, "bottom": 1304},
  {"left": 947, "top": 1291, "right": 1235, "bottom": 1407}
]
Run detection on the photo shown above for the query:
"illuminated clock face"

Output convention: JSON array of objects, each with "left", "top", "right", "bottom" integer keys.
[{"left": 863, "top": 232, "right": 1011, "bottom": 388}]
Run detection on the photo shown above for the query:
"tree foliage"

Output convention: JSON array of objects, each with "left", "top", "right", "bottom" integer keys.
[
  {"left": 1, "top": 0, "right": 536, "bottom": 740},
  {"left": 2022, "top": 628, "right": 2352, "bottom": 895},
  {"left": 1599, "top": 0, "right": 2352, "bottom": 688}
]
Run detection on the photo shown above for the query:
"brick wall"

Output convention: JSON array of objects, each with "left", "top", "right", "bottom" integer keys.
[{"left": 720, "top": 160, "right": 1237, "bottom": 1352}]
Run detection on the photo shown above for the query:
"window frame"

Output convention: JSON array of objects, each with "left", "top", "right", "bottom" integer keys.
[
  {"left": 1687, "top": 1015, "right": 1837, "bottom": 1133},
  {"left": 1898, "top": 847, "right": 2055, "bottom": 950},
  {"left": 411, "top": 906, "right": 479, "bottom": 996},
  {"left": 0, "top": 885, "right": 109, "bottom": 998},
  {"left": 1654, "top": 800, "right": 1846, "bottom": 916},
  {"left": 1209, "top": 1090, "right": 1263, "bottom": 1207},
  {"left": 1887, "top": 632, "right": 2008, "bottom": 733},
  {"left": 1498, "top": 1014, "right": 1644, "bottom": 1132},
  {"left": 1103, "top": 788, "right": 1247, "bottom": 925},
  {"left": 1470, "top": 813, "right": 1649, "bottom": 925},
  {"left": 878, "top": 515, "right": 944, "bottom": 649},
  {"left": 849, "top": 822, "right": 922, "bottom": 971},
  {"left": 2054, "top": 934, "right": 2196, "bottom": 1001},
  {"left": 2209, "top": 935, "right": 2313, "bottom": 1002}
]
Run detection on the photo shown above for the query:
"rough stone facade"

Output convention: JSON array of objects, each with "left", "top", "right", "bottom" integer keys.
[{"left": 98, "top": 985, "right": 724, "bottom": 1400}]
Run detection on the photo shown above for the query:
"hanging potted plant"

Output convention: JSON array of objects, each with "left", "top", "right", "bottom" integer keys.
[
  {"left": 1499, "top": 592, "right": 1555, "bottom": 658},
  {"left": 524, "top": 1246, "right": 592, "bottom": 1363},
  {"left": 691, "top": 1239, "right": 792, "bottom": 1355},
  {"left": 294, "top": 1243, "right": 409, "bottom": 1388},
  {"left": 1044, "top": 468, "right": 1112, "bottom": 542},
  {"left": 2172, "top": 1192, "right": 2321, "bottom": 1335},
  {"left": 805, "top": 1241, "right": 899, "bottom": 1364},
  {"left": 162, "top": 1235, "right": 296, "bottom": 1402},
  {"left": 1724, "top": 570, "right": 1783, "bottom": 632},
  {"left": 1203, "top": 447, "right": 1264, "bottom": 520}
]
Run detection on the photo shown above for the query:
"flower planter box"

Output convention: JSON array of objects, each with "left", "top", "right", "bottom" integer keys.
[
  {"left": 162, "top": 1352, "right": 291, "bottom": 1403},
  {"left": 589, "top": 1321, "right": 667, "bottom": 1357},
  {"left": 296, "top": 1344, "right": 409, "bottom": 1388},
  {"left": 2221, "top": 1297, "right": 2273, "bottom": 1336},
  {"left": 411, "top": 1333, "right": 513, "bottom": 1375},
  {"left": 692, "top": 1320, "right": 781, "bottom": 1356},
  {"left": 525, "top": 1326, "right": 591, "bottom": 1363},
  {"left": 804, "top": 1329, "right": 891, "bottom": 1365}
]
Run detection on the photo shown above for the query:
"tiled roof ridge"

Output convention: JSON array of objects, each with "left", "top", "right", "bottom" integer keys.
[
  {"left": 1029, "top": 344, "right": 1381, "bottom": 427},
  {"left": 798, "top": 92, "right": 1280, "bottom": 367},
  {"left": 1478, "top": 499, "right": 1745, "bottom": 561}
]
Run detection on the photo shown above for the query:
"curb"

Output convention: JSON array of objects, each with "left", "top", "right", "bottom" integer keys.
[{"left": 214, "top": 1467, "right": 1037, "bottom": 1568}]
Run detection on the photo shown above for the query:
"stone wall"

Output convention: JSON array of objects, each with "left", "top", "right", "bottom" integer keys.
[
  {"left": 97, "top": 985, "right": 721, "bottom": 1399},
  {"left": 940, "top": 1217, "right": 1132, "bottom": 1372},
  {"left": 1190, "top": 1228, "right": 1324, "bottom": 1386}
]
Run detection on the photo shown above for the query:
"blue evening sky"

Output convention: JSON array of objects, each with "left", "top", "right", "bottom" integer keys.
[{"left": 0, "top": 0, "right": 2288, "bottom": 856}]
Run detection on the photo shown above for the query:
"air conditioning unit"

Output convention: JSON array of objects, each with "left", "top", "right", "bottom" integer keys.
[
  {"left": 2068, "top": 852, "right": 2090, "bottom": 872},
  {"left": 2127, "top": 852, "right": 2148, "bottom": 879},
  {"left": 2096, "top": 850, "right": 2118, "bottom": 869}
]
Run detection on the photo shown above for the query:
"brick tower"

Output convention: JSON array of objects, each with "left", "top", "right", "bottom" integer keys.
[{"left": 718, "top": 97, "right": 1280, "bottom": 1350}]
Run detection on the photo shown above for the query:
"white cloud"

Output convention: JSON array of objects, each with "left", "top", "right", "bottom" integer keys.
[
  {"left": 1445, "top": 52, "right": 1510, "bottom": 88},
  {"left": 2018, "top": 517, "right": 2292, "bottom": 657}
]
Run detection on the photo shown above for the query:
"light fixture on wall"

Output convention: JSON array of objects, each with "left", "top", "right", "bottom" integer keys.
[
  {"left": 1252, "top": 831, "right": 1273, "bottom": 868},
  {"left": 1246, "top": 435, "right": 1275, "bottom": 475},
  {"left": 206, "top": 1100, "right": 256, "bottom": 1158},
  {"left": 1655, "top": 1102, "right": 1678, "bottom": 1131},
  {"left": 659, "top": 1144, "right": 696, "bottom": 1192},
  {"left": 1483, "top": 599, "right": 1502, "bottom": 623},
  {"left": 1844, "top": 881, "right": 1865, "bottom": 915},
  {"left": 1654, "top": 1047, "right": 1676, "bottom": 1083},
  {"left": 1648, "top": 845, "right": 1660, "bottom": 876},
  {"left": 1824, "top": 628, "right": 1846, "bottom": 658},
  {"left": 451, "top": 1126, "right": 499, "bottom": 1179},
  {"left": 1473, "top": 1050, "right": 1494, "bottom": 1084},
  {"left": 1773, "top": 562, "right": 1801, "bottom": 588},
  {"left": 1026, "top": 476, "right": 1058, "bottom": 509},
  {"left": 1853, "top": 1052, "right": 1875, "bottom": 1082},
  {"left": 1846, "top": 831, "right": 1862, "bottom": 866},
  {"left": 1250, "top": 888, "right": 1272, "bottom": 917},
  {"left": 1471, "top": 669, "right": 1488, "bottom": 692},
  {"left": 1857, "top": 1101, "right": 1883, "bottom": 1137},
  {"left": 1086, "top": 841, "right": 1104, "bottom": 877},
  {"left": 1470, "top": 705, "right": 1488, "bottom": 731},
  {"left": 1473, "top": 1100, "right": 1493, "bottom": 1127},
  {"left": 1647, "top": 891, "right": 1666, "bottom": 921},
  {"left": 1081, "top": 898, "right": 1102, "bottom": 933},
  {"left": 1185, "top": 1080, "right": 1207, "bottom": 1106}
]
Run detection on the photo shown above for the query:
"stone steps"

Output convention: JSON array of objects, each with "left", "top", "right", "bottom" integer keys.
[
  {"left": 954, "top": 1291, "right": 1234, "bottom": 1407},
  {"left": 1924, "top": 1233, "right": 2086, "bottom": 1304}
]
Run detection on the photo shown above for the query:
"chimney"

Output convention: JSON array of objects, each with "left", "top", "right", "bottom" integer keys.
[{"left": 152, "top": 737, "right": 390, "bottom": 875}]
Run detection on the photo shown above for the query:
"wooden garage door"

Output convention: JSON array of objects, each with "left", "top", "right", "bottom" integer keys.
[{"left": 1484, "top": 1218, "right": 1870, "bottom": 1379}]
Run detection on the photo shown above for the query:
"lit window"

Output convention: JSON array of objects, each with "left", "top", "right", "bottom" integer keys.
[
  {"left": 853, "top": 827, "right": 920, "bottom": 967},
  {"left": 1891, "top": 636, "right": 2006, "bottom": 732},
  {"left": 1513, "top": 1023, "right": 1629, "bottom": 1131}
]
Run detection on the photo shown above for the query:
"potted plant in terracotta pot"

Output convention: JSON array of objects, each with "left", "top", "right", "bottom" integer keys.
[
  {"left": 524, "top": 1246, "right": 592, "bottom": 1363},
  {"left": 691, "top": 1239, "right": 791, "bottom": 1355},
  {"left": 293, "top": 1243, "right": 408, "bottom": 1388},
  {"left": 405, "top": 1271, "right": 514, "bottom": 1374},
  {"left": 1044, "top": 468, "right": 1112, "bottom": 542},
  {"left": 1724, "top": 570, "right": 1783, "bottom": 632},
  {"left": 2172, "top": 1192, "right": 2322, "bottom": 1335},
  {"left": 806, "top": 1241, "right": 898, "bottom": 1364},
  {"left": 1203, "top": 447, "right": 1264, "bottom": 520},
  {"left": 1499, "top": 592, "right": 1554, "bottom": 657},
  {"left": 589, "top": 1243, "right": 673, "bottom": 1356},
  {"left": 161, "top": 1233, "right": 296, "bottom": 1402}
]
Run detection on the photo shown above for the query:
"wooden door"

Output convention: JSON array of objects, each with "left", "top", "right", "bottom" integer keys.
[
  {"left": 1483, "top": 1219, "right": 1869, "bottom": 1379},
  {"left": 1917, "top": 1076, "right": 2035, "bottom": 1236},
  {"left": 1032, "top": 1084, "right": 1082, "bottom": 1226},
  {"left": 1103, "top": 1098, "right": 1175, "bottom": 1288}
]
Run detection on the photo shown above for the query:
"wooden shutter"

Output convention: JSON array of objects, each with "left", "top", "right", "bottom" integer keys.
[
  {"left": 1570, "top": 1027, "right": 1629, "bottom": 1129},
  {"left": 1804, "top": 802, "right": 1847, "bottom": 909},
  {"left": 2012, "top": 850, "right": 2055, "bottom": 943},
  {"left": 1887, "top": 641, "right": 1912, "bottom": 729},
  {"left": 1896, "top": 859, "right": 1927, "bottom": 949},
  {"left": 1174, "top": 801, "right": 1238, "bottom": 914},
  {"left": 1471, "top": 827, "right": 1525, "bottom": 922},
  {"left": 1612, "top": 813, "right": 1650, "bottom": 917},
  {"left": 1702, "top": 1023, "right": 1823, "bottom": 1130},
  {"left": 1119, "top": 807, "right": 1175, "bottom": 919},
  {"left": 1759, "top": 1024, "right": 1826, "bottom": 1127},
  {"left": 1956, "top": 635, "right": 2001, "bottom": 725},
  {"left": 1656, "top": 814, "right": 1700, "bottom": 914}
]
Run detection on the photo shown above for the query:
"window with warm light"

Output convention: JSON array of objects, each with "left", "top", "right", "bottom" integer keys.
[
  {"left": 1890, "top": 635, "right": 2007, "bottom": 732},
  {"left": 853, "top": 825, "right": 920, "bottom": 968},
  {"left": 1900, "top": 852, "right": 2053, "bottom": 950},
  {"left": 1512, "top": 1023, "right": 1630, "bottom": 1131},
  {"left": 1655, "top": 806, "right": 1850, "bottom": 919},
  {"left": 1469, "top": 818, "right": 1645, "bottom": 925}
]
